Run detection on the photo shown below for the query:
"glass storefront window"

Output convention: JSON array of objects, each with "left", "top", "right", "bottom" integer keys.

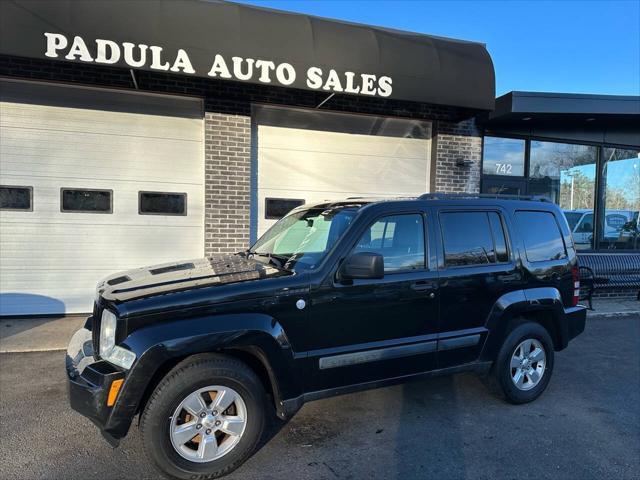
[
  {"left": 482, "top": 137, "right": 525, "bottom": 176},
  {"left": 599, "top": 147, "right": 640, "bottom": 251},
  {"left": 528, "top": 141, "right": 597, "bottom": 250}
]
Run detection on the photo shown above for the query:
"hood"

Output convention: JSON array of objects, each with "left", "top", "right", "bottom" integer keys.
[{"left": 97, "top": 254, "right": 291, "bottom": 303}]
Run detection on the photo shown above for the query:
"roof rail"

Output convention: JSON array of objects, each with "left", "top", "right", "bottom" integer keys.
[{"left": 418, "top": 193, "right": 552, "bottom": 202}]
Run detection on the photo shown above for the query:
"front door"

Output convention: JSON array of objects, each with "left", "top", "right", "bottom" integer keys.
[{"left": 305, "top": 210, "right": 439, "bottom": 391}]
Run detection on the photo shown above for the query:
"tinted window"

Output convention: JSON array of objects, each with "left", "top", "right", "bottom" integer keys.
[
  {"left": 529, "top": 141, "right": 597, "bottom": 251},
  {"left": 598, "top": 147, "right": 639, "bottom": 251},
  {"left": 515, "top": 211, "right": 567, "bottom": 262},
  {"left": 139, "top": 192, "right": 186, "bottom": 215},
  {"left": 488, "top": 212, "right": 509, "bottom": 262},
  {"left": 265, "top": 198, "right": 305, "bottom": 219},
  {"left": 61, "top": 189, "right": 112, "bottom": 213},
  {"left": 0, "top": 186, "right": 32, "bottom": 211},
  {"left": 441, "top": 212, "right": 497, "bottom": 266},
  {"left": 482, "top": 137, "right": 525, "bottom": 176},
  {"left": 354, "top": 214, "right": 425, "bottom": 272}
]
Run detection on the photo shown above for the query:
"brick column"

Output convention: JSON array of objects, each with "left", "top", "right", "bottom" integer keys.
[
  {"left": 204, "top": 112, "right": 252, "bottom": 255},
  {"left": 434, "top": 119, "right": 482, "bottom": 194}
]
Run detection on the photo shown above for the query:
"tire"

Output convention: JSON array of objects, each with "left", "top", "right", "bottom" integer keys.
[
  {"left": 490, "top": 321, "right": 555, "bottom": 404},
  {"left": 140, "top": 354, "right": 266, "bottom": 480}
]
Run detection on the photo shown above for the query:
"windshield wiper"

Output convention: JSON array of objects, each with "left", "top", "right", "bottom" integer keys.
[{"left": 247, "top": 251, "right": 289, "bottom": 270}]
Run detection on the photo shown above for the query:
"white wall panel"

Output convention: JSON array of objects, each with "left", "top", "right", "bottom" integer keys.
[
  {"left": 257, "top": 125, "right": 431, "bottom": 236},
  {"left": 0, "top": 81, "right": 204, "bottom": 315}
]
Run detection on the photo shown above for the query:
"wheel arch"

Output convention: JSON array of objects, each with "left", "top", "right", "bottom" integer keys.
[
  {"left": 480, "top": 288, "right": 568, "bottom": 362},
  {"left": 114, "top": 313, "right": 303, "bottom": 436}
]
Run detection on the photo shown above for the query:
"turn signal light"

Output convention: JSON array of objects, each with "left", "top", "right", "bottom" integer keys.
[{"left": 107, "top": 379, "right": 124, "bottom": 407}]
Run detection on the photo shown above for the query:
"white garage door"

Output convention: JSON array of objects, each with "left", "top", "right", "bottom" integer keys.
[
  {"left": 0, "top": 80, "right": 204, "bottom": 315},
  {"left": 256, "top": 112, "right": 432, "bottom": 237}
]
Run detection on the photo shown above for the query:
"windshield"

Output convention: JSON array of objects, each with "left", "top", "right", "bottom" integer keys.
[
  {"left": 250, "top": 207, "right": 357, "bottom": 271},
  {"left": 563, "top": 212, "right": 584, "bottom": 230}
]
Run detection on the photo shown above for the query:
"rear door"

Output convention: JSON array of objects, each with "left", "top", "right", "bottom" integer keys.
[
  {"left": 513, "top": 209, "right": 575, "bottom": 307},
  {"left": 435, "top": 207, "right": 524, "bottom": 367}
]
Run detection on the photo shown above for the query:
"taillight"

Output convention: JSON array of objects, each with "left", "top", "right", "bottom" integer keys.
[{"left": 571, "top": 265, "right": 580, "bottom": 306}]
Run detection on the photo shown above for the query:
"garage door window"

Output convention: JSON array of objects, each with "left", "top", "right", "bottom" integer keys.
[
  {"left": 139, "top": 192, "right": 187, "bottom": 216},
  {"left": 265, "top": 198, "right": 305, "bottom": 219},
  {"left": 61, "top": 188, "right": 112, "bottom": 213},
  {"left": 0, "top": 186, "right": 32, "bottom": 211}
]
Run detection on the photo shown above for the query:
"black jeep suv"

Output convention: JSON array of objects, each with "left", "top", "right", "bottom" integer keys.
[{"left": 66, "top": 194, "right": 586, "bottom": 479}]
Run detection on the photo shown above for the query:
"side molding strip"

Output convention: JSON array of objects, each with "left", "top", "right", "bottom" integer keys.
[
  {"left": 437, "top": 334, "right": 481, "bottom": 351},
  {"left": 319, "top": 340, "right": 436, "bottom": 370}
]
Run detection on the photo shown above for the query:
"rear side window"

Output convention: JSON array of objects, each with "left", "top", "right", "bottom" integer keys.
[
  {"left": 515, "top": 211, "right": 567, "bottom": 262},
  {"left": 440, "top": 211, "right": 509, "bottom": 267}
]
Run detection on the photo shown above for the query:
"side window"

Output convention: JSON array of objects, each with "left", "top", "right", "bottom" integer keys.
[
  {"left": 441, "top": 211, "right": 508, "bottom": 267},
  {"left": 488, "top": 212, "right": 509, "bottom": 262},
  {"left": 354, "top": 214, "right": 425, "bottom": 272},
  {"left": 577, "top": 213, "right": 594, "bottom": 233},
  {"left": 515, "top": 211, "right": 567, "bottom": 262}
]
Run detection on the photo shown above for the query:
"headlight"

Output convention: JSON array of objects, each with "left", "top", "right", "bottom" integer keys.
[{"left": 99, "top": 309, "right": 136, "bottom": 370}]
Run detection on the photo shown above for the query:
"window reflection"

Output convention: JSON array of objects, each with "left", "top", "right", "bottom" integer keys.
[
  {"left": 599, "top": 147, "right": 640, "bottom": 250},
  {"left": 482, "top": 137, "right": 525, "bottom": 176},
  {"left": 529, "top": 141, "right": 597, "bottom": 250}
]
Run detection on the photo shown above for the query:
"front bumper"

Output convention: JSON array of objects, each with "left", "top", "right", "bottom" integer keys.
[{"left": 66, "top": 327, "right": 126, "bottom": 446}]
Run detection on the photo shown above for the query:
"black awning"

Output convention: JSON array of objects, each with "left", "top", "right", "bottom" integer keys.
[
  {"left": 0, "top": 0, "right": 495, "bottom": 110},
  {"left": 484, "top": 91, "right": 640, "bottom": 147}
]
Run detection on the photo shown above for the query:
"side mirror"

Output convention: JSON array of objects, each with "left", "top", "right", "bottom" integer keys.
[
  {"left": 581, "top": 222, "right": 593, "bottom": 232},
  {"left": 340, "top": 252, "right": 384, "bottom": 280}
]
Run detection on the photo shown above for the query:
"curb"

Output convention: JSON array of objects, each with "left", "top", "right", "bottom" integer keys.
[{"left": 587, "top": 311, "right": 639, "bottom": 319}]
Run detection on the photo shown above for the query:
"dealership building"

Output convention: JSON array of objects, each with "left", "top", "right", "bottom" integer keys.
[{"left": 0, "top": 0, "right": 638, "bottom": 315}]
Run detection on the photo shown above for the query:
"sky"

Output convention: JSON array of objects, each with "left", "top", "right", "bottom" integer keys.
[{"left": 235, "top": 0, "right": 640, "bottom": 96}]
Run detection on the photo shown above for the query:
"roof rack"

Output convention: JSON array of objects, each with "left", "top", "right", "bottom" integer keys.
[{"left": 418, "top": 193, "right": 552, "bottom": 202}]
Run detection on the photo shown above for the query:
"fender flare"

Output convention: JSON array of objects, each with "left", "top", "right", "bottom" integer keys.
[
  {"left": 479, "top": 287, "right": 568, "bottom": 362},
  {"left": 107, "top": 313, "right": 302, "bottom": 438}
]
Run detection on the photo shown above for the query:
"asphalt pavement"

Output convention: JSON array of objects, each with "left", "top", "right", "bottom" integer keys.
[{"left": 0, "top": 315, "right": 638, "bottom": 480}]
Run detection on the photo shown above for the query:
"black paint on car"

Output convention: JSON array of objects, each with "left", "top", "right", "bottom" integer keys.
[{"left": 66, "top": 194, "right": 587, "bottom": 479}]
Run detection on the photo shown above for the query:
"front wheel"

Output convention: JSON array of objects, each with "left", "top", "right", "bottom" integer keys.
[
  {"left": 140, "top": 354, "right": 266, "bottom": 480},
  {"left": 491, "top": 321, "right": 555, "bottom": 404}
]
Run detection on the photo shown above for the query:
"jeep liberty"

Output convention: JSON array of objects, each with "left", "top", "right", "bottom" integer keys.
[{"left": 66, "top": 194, "right": 586, "bottom": 479}]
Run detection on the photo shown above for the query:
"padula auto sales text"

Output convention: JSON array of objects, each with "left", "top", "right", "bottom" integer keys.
[{"left": 44, "top": 33, "right": 394, "bottom": 98}]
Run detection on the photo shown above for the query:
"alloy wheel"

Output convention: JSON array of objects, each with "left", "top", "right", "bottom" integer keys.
[
  {"left": 510, "top": 338, "right": 546, "bottom": 391},
  {"left": 169, "top": 386, "right": 247, "bottom": 463}
]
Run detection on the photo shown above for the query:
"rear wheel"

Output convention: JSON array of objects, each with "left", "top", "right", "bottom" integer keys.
[
  {"left": 491, "top": 322, "right": 555, "bottom": 404},
  {"left": 140, "top": 354, "right": 266, "bottom": 480}
]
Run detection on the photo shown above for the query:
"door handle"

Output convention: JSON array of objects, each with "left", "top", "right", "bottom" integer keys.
[{"left": 410, "top": 282, "right": 437, "bottom": 297}]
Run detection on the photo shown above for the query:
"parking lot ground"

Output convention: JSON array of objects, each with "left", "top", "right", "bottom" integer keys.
[{"left": 1, "top": 315, "right": 638, "bottom": 480}]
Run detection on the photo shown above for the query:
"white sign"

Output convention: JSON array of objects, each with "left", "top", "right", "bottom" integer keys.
[{"left": 44, "top": 33, "right": 393, "bottom": 97}]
